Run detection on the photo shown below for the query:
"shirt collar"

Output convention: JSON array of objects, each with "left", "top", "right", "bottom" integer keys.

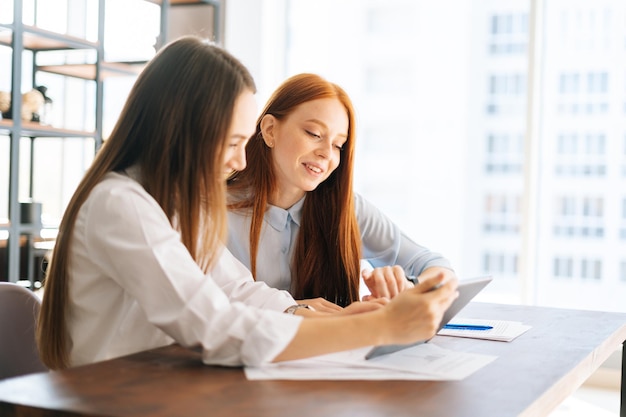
[{"left": 266, "top": 196, "right": 305, "bottom": 231}]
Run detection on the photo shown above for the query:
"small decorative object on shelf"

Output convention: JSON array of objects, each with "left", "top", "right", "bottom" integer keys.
[
  {"left": 20, "top": 200, "right": 43, "bottom": 229},
  {"left": 21, "top": 89, "right": 44, "bottom": 122},
  {"left": 0, "top": 88, "right": 48, "bottom": 123}
]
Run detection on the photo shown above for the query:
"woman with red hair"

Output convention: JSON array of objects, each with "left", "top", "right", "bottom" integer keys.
[{"left": 227, "top": 73, "right": 457, "bottom": 312}]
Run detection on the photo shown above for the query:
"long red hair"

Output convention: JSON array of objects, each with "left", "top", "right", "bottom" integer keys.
[{"left": 228, "top": 73, "right": 361, "bottom": 306}]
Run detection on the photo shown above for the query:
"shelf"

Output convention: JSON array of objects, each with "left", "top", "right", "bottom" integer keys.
[
  {"left": 38, "top": 61, "right": 146, "bottom": 80},
  {"left": 10, "top": 224, "right": 43, "bottom": 234},
  {"left": 0, "top": 119, "right": 96, "bottom": 138},
  {"left": 0, "top": 24, "right": 98, "bottom": 51},
  {"left": 0, "top": 223, "right": 54, "bottom": 235},
  {"left": 0, "top": 234, "right": 55, "bottom": 248},
  {"left": 0, "top": 24, "right": 145, "bottom": 80}
]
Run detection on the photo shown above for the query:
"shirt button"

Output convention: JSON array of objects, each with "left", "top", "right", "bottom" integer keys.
[{"left": 281, "top": 247, "right": 287, "bottom": 253}]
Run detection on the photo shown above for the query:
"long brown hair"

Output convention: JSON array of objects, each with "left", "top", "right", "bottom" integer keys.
[
  {"left": 228, "top": 73, "right": 361, "bottom": 306},
  {"left": 37, "top": 36, "right": 256, "bottom": 370}
]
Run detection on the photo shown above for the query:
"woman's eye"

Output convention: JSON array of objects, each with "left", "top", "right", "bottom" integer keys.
[
  {"left": 334, "top": 144, "right": 344, "bottom": 151},
  {"left": 305, "top": 130, "right": 321, "bottom": 139}
]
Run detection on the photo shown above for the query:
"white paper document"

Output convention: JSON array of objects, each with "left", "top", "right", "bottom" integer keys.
[
  {"left": 245, "top": 343, "right": 496, "bottom": 381},
  {"left": 437, "top": 318, "right": 531, "bottom": 342}
]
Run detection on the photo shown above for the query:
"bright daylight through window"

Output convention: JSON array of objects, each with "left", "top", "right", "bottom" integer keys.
[{"left": 226, "top": 0, "right": 625, "bottom": 313}]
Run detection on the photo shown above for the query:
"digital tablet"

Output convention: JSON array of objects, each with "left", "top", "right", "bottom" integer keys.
[{"left": 364, "top": 275, "right": 493, "bottom": 360}]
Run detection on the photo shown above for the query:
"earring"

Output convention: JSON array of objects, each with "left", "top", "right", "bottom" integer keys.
[{"left": 260, "top": 132, "right": 273, "bottom": 148}]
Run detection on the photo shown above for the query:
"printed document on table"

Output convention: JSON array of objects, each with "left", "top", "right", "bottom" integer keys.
[
  {"left": 437, "top": 318, "right": 531, "bottom": 342},
  {"left": 245, "top": 343, "right": 496, "bottom": 381}
]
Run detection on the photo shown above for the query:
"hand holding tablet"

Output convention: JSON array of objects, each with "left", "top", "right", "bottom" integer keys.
[{"left": 365, "top": 276, "right": 493, "bottom": 359}]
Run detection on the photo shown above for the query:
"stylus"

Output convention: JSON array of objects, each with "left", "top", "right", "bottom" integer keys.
[
  {"left": 426, "top": 282, "right": 443, "bottom": 292},
  {"left": 443, "top": 324, "right": 493, "bottom": 330}
]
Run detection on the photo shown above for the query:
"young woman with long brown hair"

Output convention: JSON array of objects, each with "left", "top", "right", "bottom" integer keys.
[
  {"left": 227, "top": 73, "right": 457, "bottom": 312},
  {"left": 37, "top": 37, "right": 458, "bottom": 370}
]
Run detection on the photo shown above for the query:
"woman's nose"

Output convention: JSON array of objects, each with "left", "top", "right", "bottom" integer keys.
[
  {"left": 230, "top": 148, "right": 247, "bottom": 171},
  {"left": 315, "top": 140, "right": 332, "bottom": 159}
]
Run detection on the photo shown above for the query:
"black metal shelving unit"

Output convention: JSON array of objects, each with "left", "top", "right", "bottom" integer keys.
[
  {"left": 1, "top": 0, "right": 223, "bottom": 287},
  {"left": 1, "top": 1, "right": 104, "bottom": 287},
  {"left": 1, "top": 0, "right": 132, "bottom": 286}
]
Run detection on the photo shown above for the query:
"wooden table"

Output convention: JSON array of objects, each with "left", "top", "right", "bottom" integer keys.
[{"left": 1, "top": 302, "right": 625, "bottom": 417}]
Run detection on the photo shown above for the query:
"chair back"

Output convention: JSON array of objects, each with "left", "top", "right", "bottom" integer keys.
[{"left": 0, "top": 282, "right": 48, "bottom": 379}]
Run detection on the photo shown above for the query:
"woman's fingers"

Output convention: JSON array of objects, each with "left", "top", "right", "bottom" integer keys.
[
  {"left": 382, "top": 276, "right": 459, "bottom": 345},
  {"left": 340, "top": 299, "right": 388, "bottom": 315},
  {"left": 297, "top": 298, "right": 343, "bottom": 313},
  {"left": 362, "top": 265, "right": 410, "bottom": 299}
]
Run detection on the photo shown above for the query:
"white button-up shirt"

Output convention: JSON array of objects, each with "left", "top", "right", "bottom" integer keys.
[
  {"left": 227, "top": 193, "right": 453, "bottom": 293},
  {"left": 67, "top": 171, "right": 301, "bottom": 367}
]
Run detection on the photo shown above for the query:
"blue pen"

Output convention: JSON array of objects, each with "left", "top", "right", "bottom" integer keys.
[{"left": 443, "top": 324, "right": 493, "bottom": 331}]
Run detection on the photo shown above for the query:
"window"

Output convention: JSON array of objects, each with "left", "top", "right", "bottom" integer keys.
[
  {"left": 483, "top": 251, "right": 518, "bottom": 276},
  {"left": 485, "top": 132, "right": 524, "bottom": 173},
  {"left": 554, "top": 132, "right": 607, "bottom": 177},
  {"left": 483, "top": 194, "right": 521, "bottom": 234},
  {"left": 489, "top": 12, "right": 528, "bottom": 55},
  {"left": 486, "top": 73, "right": 526, "bottom": 115},
  {"left": 553, "top": 196, "right": 604, "bottom": 238},
  {"left": 226, "top": 0, "right": 626, "bottom": 312},
  {"left": 580, "top": 258, "right": 602, "bottom": 280},
  {"left": 553, "top": 257, "right": 574, "bottom": 279}
]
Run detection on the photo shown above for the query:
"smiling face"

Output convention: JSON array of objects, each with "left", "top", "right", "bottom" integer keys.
[
  {"left": 223, "top": 90, "right": 257, "bottom": 179},
  {"left": 261, "top": 98, "right": 349, "bottom": 208}
]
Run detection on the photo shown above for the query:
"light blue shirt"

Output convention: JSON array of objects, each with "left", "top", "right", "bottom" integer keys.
[{"left": 226, "top": 193, "right": 453, "bottom": 293}]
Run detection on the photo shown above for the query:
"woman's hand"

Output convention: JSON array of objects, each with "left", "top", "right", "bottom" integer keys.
[
  {"left": 362, "top": 265, "right": 412, "bottom": 300},
  {"left": 273, "top": 273, "right": 458, "bottom": 362},
  {"left": 415, "top": 267, "right": 458, "bottom": 287},
  {"left": 295, "top": 298, "right": 388, "bottom": 316},
  {"left": 296, "top": 298, "right": 343, "bottom": 313},
  {"left": 380, "top": 273, "right": 459, "bottom": 346},
  {"left": 362, "top": 266, "right": 458, "bottom": 301},
  {"left": 338, "top": 298, "right": 389, "bottom": 315}
]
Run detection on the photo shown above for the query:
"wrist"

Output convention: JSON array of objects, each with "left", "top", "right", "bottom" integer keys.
[
  {"left": 362, "top": 308, "right": 393, "bottom": 347},
  {"left": 285, "top": 304, "right": 316, "bottom": 316}
]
